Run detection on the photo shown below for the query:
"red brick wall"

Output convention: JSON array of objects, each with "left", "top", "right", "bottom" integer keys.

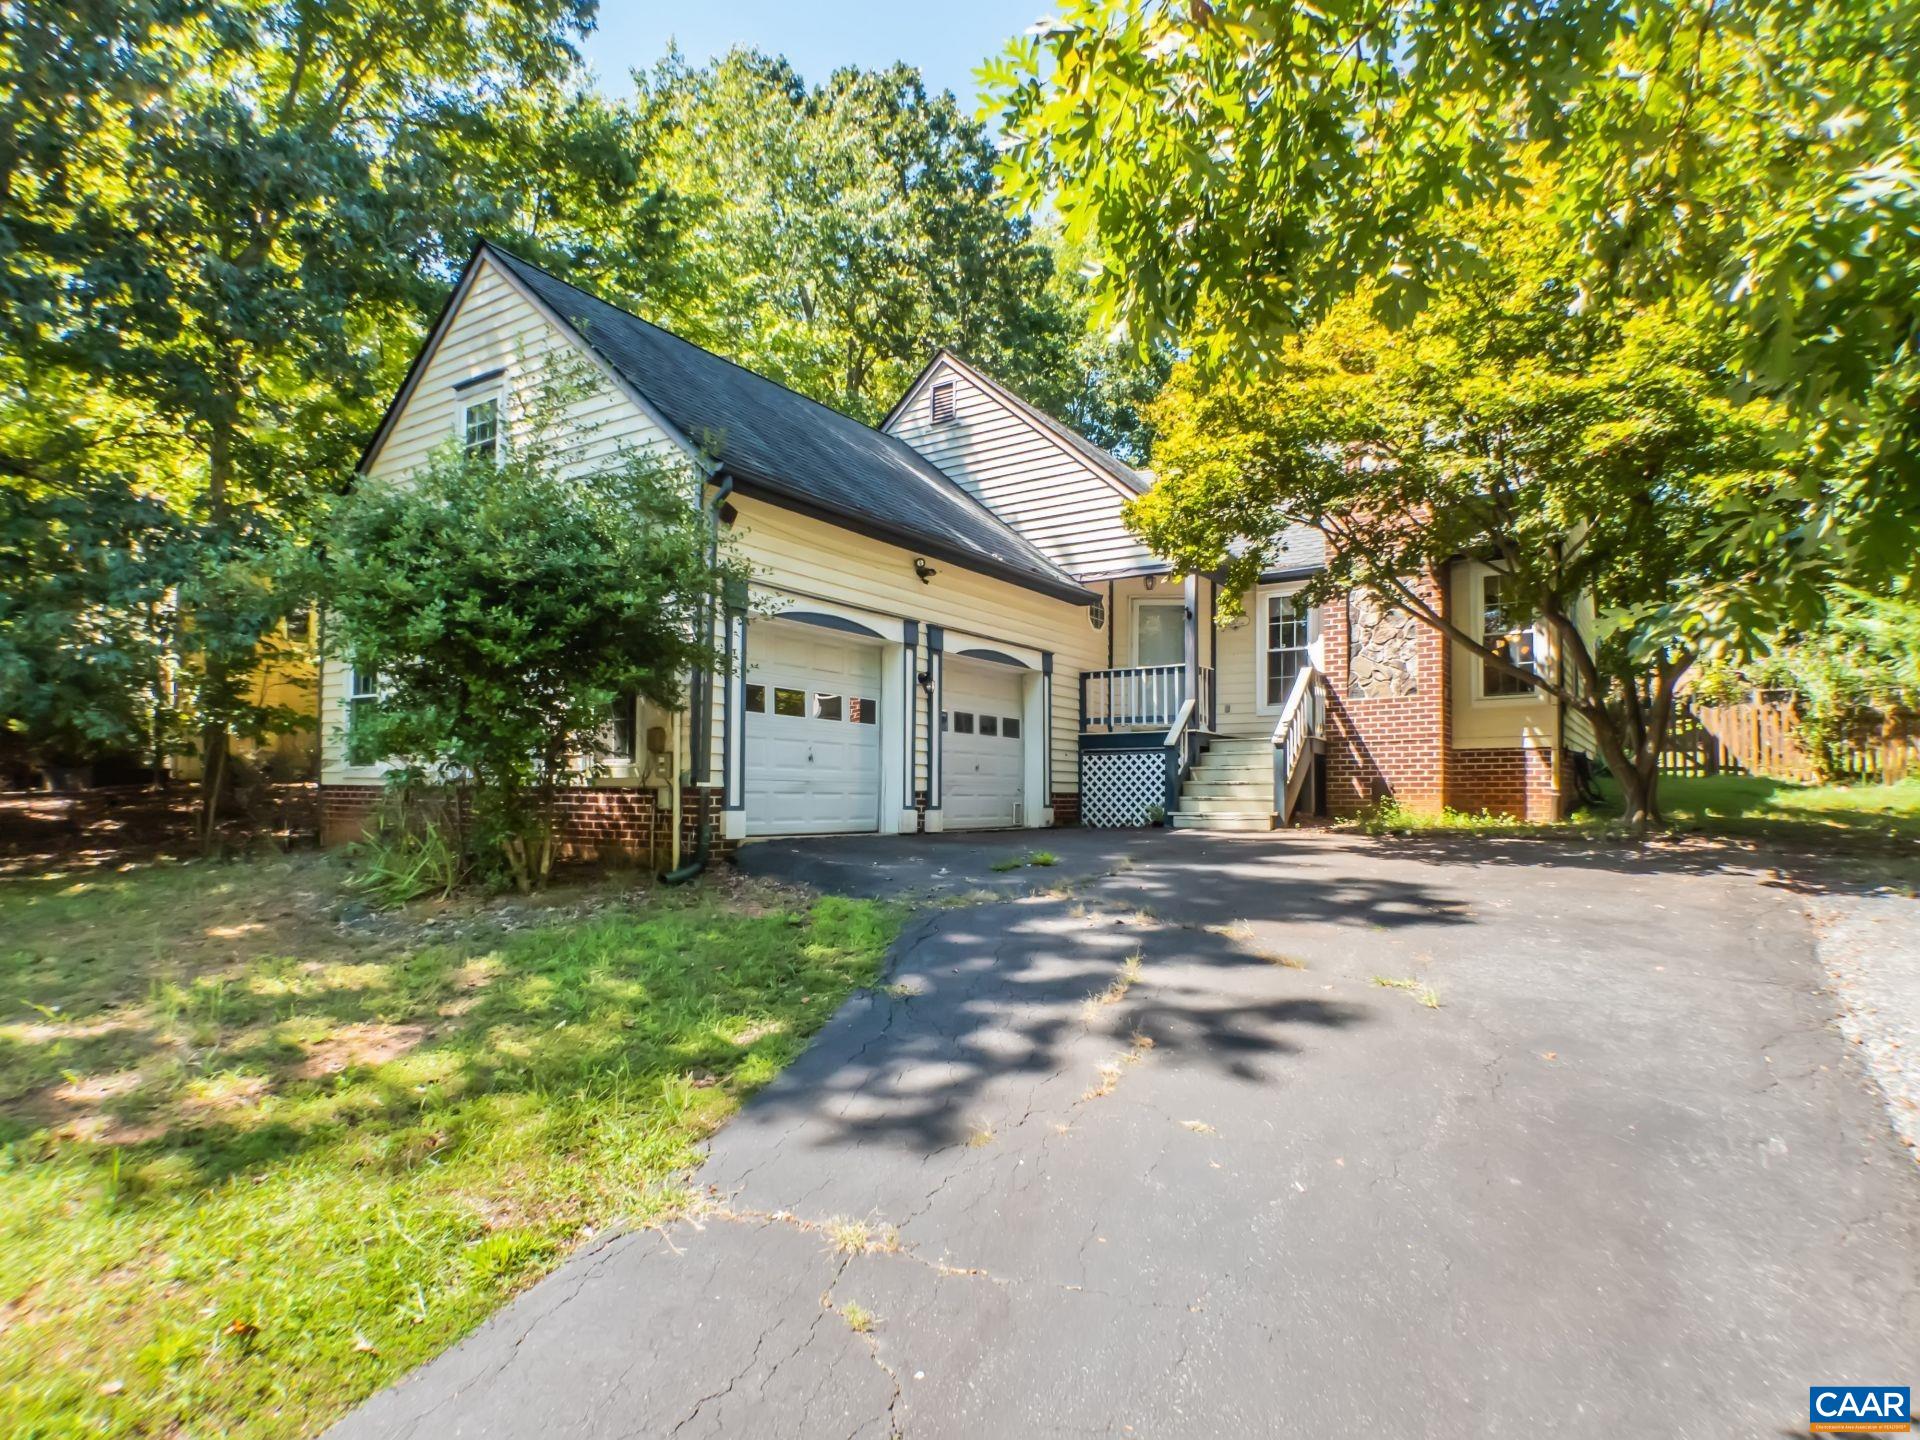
[
  {"left": 1448, "top": 746, "right": 1562, "bottom": 821},
  {"left": 1050, "top": 791, "right": 1082, "bottom": 827},
  {"left": 1320, "top": 575, "right": 1453, "bottom": 816},
  {"left": 318, "top": 783, "right": 728, "bottom": 862},
  {"left": 1312, "top": 571, "right": 1568, "bottom": 823}
]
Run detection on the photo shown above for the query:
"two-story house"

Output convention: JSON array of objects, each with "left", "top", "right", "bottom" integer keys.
[{"left": 318, "top": 242, "right": 1587, "bottom": 857}]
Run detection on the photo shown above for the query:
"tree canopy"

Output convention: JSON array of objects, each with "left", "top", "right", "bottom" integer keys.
[{"left": 988, "top": 0, "right": 1919, "bottom": 589}]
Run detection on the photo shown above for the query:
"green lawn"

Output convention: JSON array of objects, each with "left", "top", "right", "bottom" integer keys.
[
  {"left": 1348, "top": 773, "right": 1920, "bottom": 850},
  {"left": 0, "top": 855, "right": 903, "bottom": 1440},
  {"left": 1615, "top": 773, "right": 1920, "bottom": 846}
]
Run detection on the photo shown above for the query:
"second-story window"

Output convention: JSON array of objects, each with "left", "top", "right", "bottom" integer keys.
[{"left": 462, "top": 396, "right": 500, "bottom": 460}]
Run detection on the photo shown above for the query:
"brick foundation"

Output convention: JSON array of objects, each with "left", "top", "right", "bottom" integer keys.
[
  {"left": 1049, "top": 791, "right": 1082, "bottom": 827},
  {"left": 1448, "top": 746, "right": 1562, "bottom": 822},
  {"left": 319, "top": 783, "right": 730, "bottom": 863}
]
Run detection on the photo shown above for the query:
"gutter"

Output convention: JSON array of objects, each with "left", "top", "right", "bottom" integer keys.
[{"left": 660, "top": 475, "right": 735, "bottom": 884}]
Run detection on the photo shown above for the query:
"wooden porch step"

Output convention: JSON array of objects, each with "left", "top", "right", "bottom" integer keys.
[{"left": 1182, "top": 778, "right": 1271, "bottom": 800}]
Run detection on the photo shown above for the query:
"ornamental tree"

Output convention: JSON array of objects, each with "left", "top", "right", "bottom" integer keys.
[
  {"left": 323, "top": 375, "right": 746, "bottom": 891},
  {"left": 1129, "top": 210, "right": 1802, "bottom": 829}
]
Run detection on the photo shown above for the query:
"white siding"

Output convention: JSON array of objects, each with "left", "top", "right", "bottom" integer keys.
[
  {"left": 322, "top": 257, "right": 694, "bottom": 786},
  {"left": 886, "top": 356, "right": 1158, "bottom": 581},
  {"left": 727, "top": 496, "right": 1107, "bottom": 801}
]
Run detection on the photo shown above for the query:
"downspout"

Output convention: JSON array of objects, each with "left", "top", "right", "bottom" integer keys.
[{"left": 660, "top": 474, "right": 735, "bottom": 885}]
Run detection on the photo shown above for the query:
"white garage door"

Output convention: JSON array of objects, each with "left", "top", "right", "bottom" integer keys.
[
  {"left": 745, "top": 623, "right": 882, "bottom": 835},
  {"left": 943, "top": 658, "right": 1026, "bottom": 829}
]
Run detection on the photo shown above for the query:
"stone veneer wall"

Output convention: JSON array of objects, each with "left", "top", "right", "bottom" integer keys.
[
  {"left": 1346, "top": 589, "right": 1422, "bottom": 700},
  {"left": 1319, "top": 577, "right": 1452, "bottom": 815}
]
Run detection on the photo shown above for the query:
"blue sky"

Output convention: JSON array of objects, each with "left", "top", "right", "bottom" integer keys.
[{"left": 580, "top": 0, "right": 1053, "bottom": 107}]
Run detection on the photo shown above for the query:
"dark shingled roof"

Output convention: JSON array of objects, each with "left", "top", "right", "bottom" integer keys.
[{"left": 480, "top": 243, "right": 1095, "bottom": 606}]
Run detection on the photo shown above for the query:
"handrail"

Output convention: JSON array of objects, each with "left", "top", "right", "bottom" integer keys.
[
  {"left": 1162, "top": 695, "right": 1197, "bottom": 748},
  {"left": 1270, "top": 665, "right": 1323, "bottom": 825}
]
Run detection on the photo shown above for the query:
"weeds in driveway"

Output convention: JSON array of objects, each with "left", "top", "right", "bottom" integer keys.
[
  {"left": 1026, "top": 851, "right": 1059, "bottom": 867},
  {"left": 0, "top": 855, "right": 903, "bottom": 1440},
  {"left": 1082, "top": 952, "right": 1143, "bottom": 1025},
  {"left": 840, "top": 1300, "right": 875, "bottom": 1334},
  {"left": 989, "top": 857, "right": 1024, "bottom": 873},
  {"left": 825, "top": 1217, "right": 902, "bottom": 1256},
  {"left": 1372, "top": 976, "right": 1442, "bottom": 1008},
  {"left": 991, "top": 850, "right": 1061, "bottom": 873}
]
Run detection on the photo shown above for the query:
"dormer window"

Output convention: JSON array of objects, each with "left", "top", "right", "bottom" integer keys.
[
  {"left": 462, "top": 396, "right": 500, "bottom": 459},
  {"left": 929, "top": 380, "right": 955, "bottom": 425}
]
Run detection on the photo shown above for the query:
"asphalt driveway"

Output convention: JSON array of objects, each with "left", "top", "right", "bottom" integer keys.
[{"left": 330, "top": 829, "right": 1920, "bottom": 1439}]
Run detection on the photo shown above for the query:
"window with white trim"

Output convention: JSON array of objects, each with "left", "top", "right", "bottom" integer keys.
[
  {"left": 929, "top": 380, "right": 955, "bottom": 425},
  {"left": 1479, "top": 572, "right": 1540, "bottom": 697},
  {"left": 347, "top": 665, "right": 379, "bottom": 730},
  {"left": 1262, "top": 592, "right": 1310, "bottom": 707},
  {"left": 602, "top": 694, "right": 637, "bottom": 760},
  {"left": 461, "top": 396, "right": 500, "bottom": 459}
]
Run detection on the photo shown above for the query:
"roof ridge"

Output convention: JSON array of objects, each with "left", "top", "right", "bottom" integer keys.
[
  {"left": 478, "top": 240, "right": 886, "bottom": 424},
  {"left": 480, "top": 241, "right": 1053, "bottom": 522},
  {"left": 474, "top": 240, "right": 1090, "bottom": 598}
]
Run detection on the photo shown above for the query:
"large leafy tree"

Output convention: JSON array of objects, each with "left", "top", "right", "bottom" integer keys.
[
  {"left": 988, "top": 0, "right": 1919, "bottom": 589},
  {"left": 1, "top": 0, "right": 592, "bottom": 836},
  {"left": 1131, "top": 208, "right": 1800, "bottom": 828}
]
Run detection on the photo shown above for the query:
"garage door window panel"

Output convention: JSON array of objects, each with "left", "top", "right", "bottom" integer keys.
[{"left": 774, "top": 688, "right": 805, "bottom": 717}]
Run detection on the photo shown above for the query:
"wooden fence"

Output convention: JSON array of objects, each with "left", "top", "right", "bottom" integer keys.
[{"left": 1659, "top": 699, "right": 1915, "bottom": 783}]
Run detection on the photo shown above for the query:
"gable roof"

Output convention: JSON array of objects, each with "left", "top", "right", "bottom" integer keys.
[
  {"left": 884, "top": 348, "right": 1153, "bottom": 501},
  {"left": 462, "top": 244, "right": 1094, "bottom": 606}
]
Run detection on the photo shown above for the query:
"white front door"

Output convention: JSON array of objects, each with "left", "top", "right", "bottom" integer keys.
[
  {"left": 744, "top": 622, "right": 882, "bottom": 835},
  {"left": 942, "top": 658, "right": 1027, "bottom": 829}
]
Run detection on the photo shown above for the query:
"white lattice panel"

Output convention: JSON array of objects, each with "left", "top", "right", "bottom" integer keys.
[{"left": 1080, "top": 748, "right": 1167, "bottom": 828}]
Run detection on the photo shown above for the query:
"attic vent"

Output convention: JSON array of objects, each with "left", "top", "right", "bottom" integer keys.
[{"left": 929, "top": 380, "right": 955, "bottom": 425}]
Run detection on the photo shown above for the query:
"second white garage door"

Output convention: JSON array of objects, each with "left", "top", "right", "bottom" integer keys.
[
  {"left": 744, "top": 622, "right": 882, "bottom": 835},
  {"left": 943, "top": 658, "right": 1026, "bottom": 829}
]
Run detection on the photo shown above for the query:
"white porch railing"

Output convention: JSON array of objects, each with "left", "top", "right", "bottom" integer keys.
[
  {"left": 1081, "top": 665, "right": 1214, "bottom": 732},
  {"left": 1271, "top": 665, "right": 1325, "bottom": 825}
]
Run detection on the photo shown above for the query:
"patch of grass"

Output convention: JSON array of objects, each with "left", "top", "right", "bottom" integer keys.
[
  {"left": 825, "top": 1217, "right": 901, "bottom": 1256},
  {"left": 1026, "top": 850, "right": 1059, "bottom": 868},
  {"left": 0, "top": 855, "right": 904, "bottom": 1440},
  {"left": 1371, "top": 975, "right": 1442, "bottom": 1009},
  {"left": 1349, "top": 798, "right": 1523, "bottom": 835},
  {"left": 966, "top": 1122, "right": 995, "bottom": 1148},
  {"left": 840, "top": 1300, "right": 875, "bottom": 1334},
  {"left": 1205, "top": 920, "right": 1307, "bottom": 969},
  {"left": 988, "top": 857, "right": 1024, "bottom": 873}
]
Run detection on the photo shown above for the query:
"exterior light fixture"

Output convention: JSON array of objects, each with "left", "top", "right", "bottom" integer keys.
[{"left": 913, "top": 557, "right": 937, "bottom": 584}]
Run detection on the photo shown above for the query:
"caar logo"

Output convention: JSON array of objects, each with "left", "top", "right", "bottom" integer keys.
[{"left": 1811, "top": 1386, "right": 1911, "bottom": 1434}]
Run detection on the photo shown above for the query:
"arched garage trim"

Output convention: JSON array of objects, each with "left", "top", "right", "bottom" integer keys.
[{"left": 955, "top": 647, "right": 1030, "bottom": 669}]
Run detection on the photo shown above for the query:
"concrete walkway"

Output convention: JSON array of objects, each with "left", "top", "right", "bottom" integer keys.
[{"left": 328, "top": 830, "right": 1920, "bottom": 1439}]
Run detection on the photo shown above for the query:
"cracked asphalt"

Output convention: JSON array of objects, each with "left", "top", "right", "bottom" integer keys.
[{"left": 327, "top": 829, "right": 1920, "bottom": 1439}]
